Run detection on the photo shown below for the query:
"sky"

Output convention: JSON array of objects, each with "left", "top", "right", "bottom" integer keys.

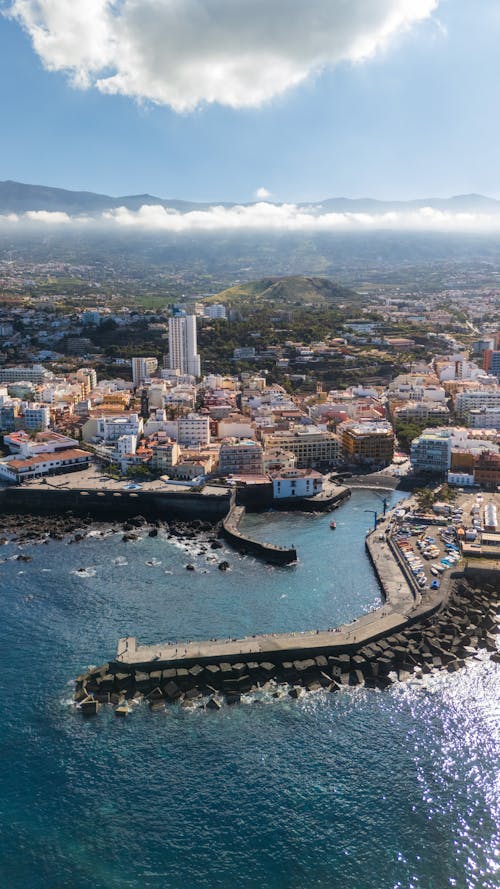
[{"left": 0, "top": 0, "right": 498, "bottom": 205}]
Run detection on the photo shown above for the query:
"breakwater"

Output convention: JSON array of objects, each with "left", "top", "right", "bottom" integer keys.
[
  {"left": 222, "top": 504, "right": 297, "bottom": 565},
  {"left": 75, "top": 580, "right": 499, "bottom": 711},
  {"left": 0, "top": 484, "right": 230, "bottom": 522}
]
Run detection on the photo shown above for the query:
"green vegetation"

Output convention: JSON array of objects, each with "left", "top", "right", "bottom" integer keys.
[
  {"left": 415, "top": 483, "right": 456, "bottom": 511},
  {"left": 395, "top": 417, "right": 449, "bottom": 452},
  {"left": 206, "top": 275, "right": 360, "bottom": 307}
]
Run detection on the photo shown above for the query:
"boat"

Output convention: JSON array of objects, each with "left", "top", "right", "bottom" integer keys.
[
  {"left": 329, "top": 520, "right": 336, "bottom": 530},
  {"left": 432, "top": 563, "right": 446, "bottom": 574}
]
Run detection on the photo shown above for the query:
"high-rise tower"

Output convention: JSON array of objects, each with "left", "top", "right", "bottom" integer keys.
[{"left": 168, "top": 313, "right": 201, "bottom": 377}]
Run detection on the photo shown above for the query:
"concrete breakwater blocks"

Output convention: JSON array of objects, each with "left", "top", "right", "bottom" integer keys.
[{"left": 75, "top": 581, "right": 499, "bottom": 713}]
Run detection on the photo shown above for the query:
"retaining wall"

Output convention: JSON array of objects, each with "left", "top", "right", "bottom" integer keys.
[
  {"left": 0, "top": 485, "right": 231, "bottom": 522},
  {"left": 222, "top": 504, "right": 297, "bottom": 565}
]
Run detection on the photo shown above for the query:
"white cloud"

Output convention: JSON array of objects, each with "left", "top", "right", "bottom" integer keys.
[
  {"left": 2, "top": 203, "right": 500, "bottom": 234},
  {"left": 255, "top": 187, "right": 272, "bottom": 200},
  {"left": 24, "top": 209, "right": 72, "bottom": 224},
  {"left": 8, "top": 0, "right": 438, "bottom": 110}
]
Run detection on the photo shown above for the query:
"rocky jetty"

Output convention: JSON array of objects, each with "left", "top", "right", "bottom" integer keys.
[{"left": 75, "top": 580, "right": 498, "bottom": 714}]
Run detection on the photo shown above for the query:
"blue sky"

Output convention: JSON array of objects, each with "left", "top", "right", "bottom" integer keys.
[{"left": 0, "top": 0, "right": 498, "bottom": 203}]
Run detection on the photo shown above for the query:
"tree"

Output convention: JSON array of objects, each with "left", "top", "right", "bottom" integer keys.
[{"left": 415, "top": 488, "right": 436, "bottom": 511}]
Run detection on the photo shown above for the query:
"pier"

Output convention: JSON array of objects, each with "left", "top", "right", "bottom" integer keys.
[
  {"left": 222, "top": 504, "right": 297, "bottom": 565},
  {"left": 77, "top": 577, "right": 498, "bottom": 708}
]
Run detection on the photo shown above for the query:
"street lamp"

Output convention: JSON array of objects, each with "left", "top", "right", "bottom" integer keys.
[{"left": 364, "top": 509, "right": 379, "bottom": 531}]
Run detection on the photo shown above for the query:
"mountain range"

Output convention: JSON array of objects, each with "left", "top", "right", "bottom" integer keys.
[{"left": 1, "top": 180, "right": 499, "bottom": 216}]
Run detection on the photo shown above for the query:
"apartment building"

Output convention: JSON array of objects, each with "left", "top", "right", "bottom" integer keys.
[
  {"left": 260, "top": 427, "right": 341, "bottom": 468},
  {"left": 168, "top": 314, "right": 201, "bottom": 377},
  {"left": 340, "top": 421, "right": 394, "bottom": 466},
  {"left": 454, "top": 388, "right": 500, "bottom": 419},
  {"left": 410, "top": 429, "right": 452, "bottom": 474},
  {"left": 219, "top": 439, "right": 264, "bottom": 476}
]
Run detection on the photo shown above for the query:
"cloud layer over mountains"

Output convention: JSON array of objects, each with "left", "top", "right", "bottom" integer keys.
[
  {"left": 9, "top": 0, "right": 437, "bottom": 110},
  {"left": 2, "top": 202, "right": 500, "bottom": 234}
]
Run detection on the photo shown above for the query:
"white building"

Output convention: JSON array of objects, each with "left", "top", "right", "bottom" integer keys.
[
  {"left": 168, "top": 314, "right": 201, "bottom": 377},
  {"left": 410, "top": 429, "right": 452, "bottom": 473},
  {"left": 117, "top": 434, "right": 137, "bottom": 456},
  {"left": 163, "top": 413, "right": 210, "bottom": 446},
  {"left": 0, "top": 364, "right": 51, "bottom": 384},
  {"left": 204, "top": 304, "right": 227, "bottom": 320},
  {"left": 454, "top": 388, "right": 500, "bottom": 418},
  {"left": 272, "top": 469, "right": 323, "bottom": 499},
  {"left": 0, "top": 447, "right": 90, "bottom": 484},
  {"left": 23, "top": 403, "right": 51, "bottom": 431},
  {"left": 131, "top": 356, "right": 158, "bottom": 387},
  {"left": 392, "top": 402, "right": 450, "bottom": 424},
  {"left": 467, "top": 407, "right": 500, "bottom": 429},
  {"left": 96, "top": 413, "right": 143, "bottom": 443}
]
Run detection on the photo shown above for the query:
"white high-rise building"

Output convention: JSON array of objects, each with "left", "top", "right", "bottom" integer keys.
[{"left": 168, "top": 314, "right": 201, "bottom": 377}]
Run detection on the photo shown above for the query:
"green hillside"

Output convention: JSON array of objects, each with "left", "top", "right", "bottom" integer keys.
[{"left": 206, "top": 275, "right": 359, "bottom": 307}]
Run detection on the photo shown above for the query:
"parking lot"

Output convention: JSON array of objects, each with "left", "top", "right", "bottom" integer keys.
[{"left": 387, "top": 498, "right": 468, "bottom": 595}]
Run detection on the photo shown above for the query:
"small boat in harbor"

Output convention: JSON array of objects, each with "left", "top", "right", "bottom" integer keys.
[{"left": 329, "top": 520, "right": 337, "bottom": 530}]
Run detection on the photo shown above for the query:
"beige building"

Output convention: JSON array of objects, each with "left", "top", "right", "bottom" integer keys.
[
  {"left": 392, "top": 401, "right": 450, "bottom": 424},
  {"left": 260, "top": 427, "right": 341, "bottom": 468},
  {"left": 150, "top": 440, "right": 180, "bottom": 473},
  {"left": 219, "top": 439, "right": 264, "bottom": 476}
]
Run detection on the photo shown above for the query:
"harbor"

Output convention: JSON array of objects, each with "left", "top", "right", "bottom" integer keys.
[{"left": 74, "top": 490, "right": 499, "bottom": 710}]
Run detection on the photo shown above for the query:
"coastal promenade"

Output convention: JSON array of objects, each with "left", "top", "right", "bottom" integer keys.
[{"left": 115, "top": 606, "right": 411, "bottom": 669}]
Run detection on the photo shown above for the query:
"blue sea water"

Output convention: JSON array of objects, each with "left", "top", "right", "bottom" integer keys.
[{"left": 0, "top": 489, "right": 498, "bottom": 889}]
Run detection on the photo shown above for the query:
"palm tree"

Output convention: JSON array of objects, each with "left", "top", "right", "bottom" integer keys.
[{"left": 415, "top": 488, "right": 435, "bottom": 511}]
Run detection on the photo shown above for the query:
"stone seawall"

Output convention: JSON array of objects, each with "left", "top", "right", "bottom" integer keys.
[
  {"left": 271, "top": 485, "right": 351, "bottom": 513},
  {"left": 76, "top": 581, "right": 499, "bottom": 712},
  {"left": 222, "top": 504, "right": 297, "bottom": 565},
  {"left": 0, "top": 485, "right": 231, "bottom": 522}
]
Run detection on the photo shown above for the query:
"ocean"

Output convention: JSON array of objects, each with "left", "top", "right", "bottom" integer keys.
[{"left": 0, "top": 489, "right": 498, "bottom": 889}]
